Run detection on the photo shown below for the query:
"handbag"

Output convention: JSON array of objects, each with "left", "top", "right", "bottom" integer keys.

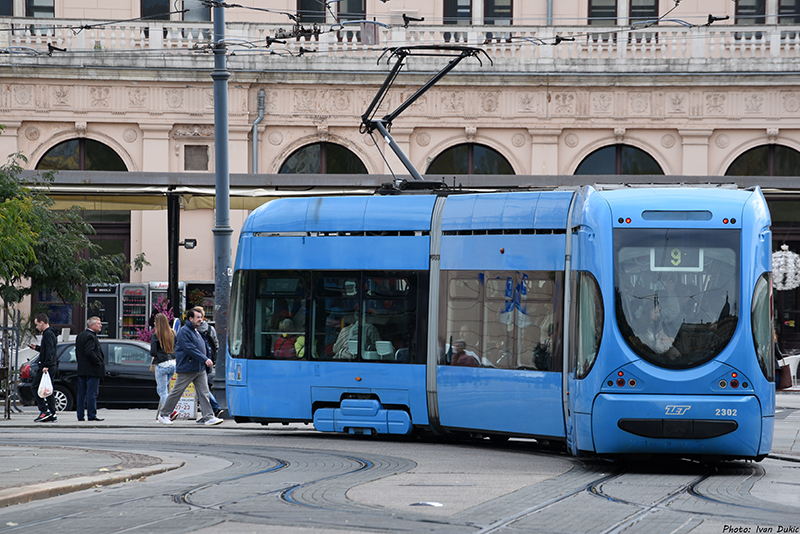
[
  {"left": 149, "top": 363, "right": 156, "bottom": 373},
  {"left": 38, "top": 370, "right": 53, "bottom": 398},
  {"left": 777, "top": 358, "right": 793, "bottom": 390}
]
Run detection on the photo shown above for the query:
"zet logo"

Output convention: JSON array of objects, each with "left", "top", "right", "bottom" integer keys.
[{"left": 665, "top": 405, "right": 691, "bottom": 415}]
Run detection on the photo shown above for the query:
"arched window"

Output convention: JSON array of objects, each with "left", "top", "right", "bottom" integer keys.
[
  {"left": 36, "top": 139, "right": 128, "bottom": 171},
  {"left": 725, "top": 145, "right": 800, "bottom": 176},
  {"left": 427, "top": 143, "right": 514, "bottom": 175},
  {"left": 279, "top": 142, "right": 367, "bottom": 174},
  {"left": 575, "top": 144, "right": 663, "bottom": 175}
]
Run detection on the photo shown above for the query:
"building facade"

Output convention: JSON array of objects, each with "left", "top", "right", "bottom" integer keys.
[{"left": 1, "top": 0, "right": 800, "bottom": 345}]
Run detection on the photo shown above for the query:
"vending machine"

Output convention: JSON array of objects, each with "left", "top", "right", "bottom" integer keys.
[
  {"left": 149, "top": 281, "right": 184, "bottom": 320},
  {"left": 85, "top": 285, "right": 119, "bottom": 339},
  {"left": 120, "top": 283, "right": 148, "bottom": 339}
]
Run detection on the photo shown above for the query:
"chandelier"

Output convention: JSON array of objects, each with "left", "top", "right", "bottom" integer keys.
[{"left": 773, "top": 244, "right": 800, "bottom": 291}]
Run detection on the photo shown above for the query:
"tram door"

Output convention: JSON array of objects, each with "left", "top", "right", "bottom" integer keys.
[{"left": 435, "top": 271, "right": 566, "bottom": 439}]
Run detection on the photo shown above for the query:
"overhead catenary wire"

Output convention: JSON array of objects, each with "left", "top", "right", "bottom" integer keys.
[{"left": 0, "top": 0, "right": 772, "bottom": 60}]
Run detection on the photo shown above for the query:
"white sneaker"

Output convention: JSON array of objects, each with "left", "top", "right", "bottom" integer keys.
[
  {"left": 157, "top": 415, "right": 173, "bottom": 425},
  {"left": 204, "top": 417, "right": 223, "bottom": 426}
]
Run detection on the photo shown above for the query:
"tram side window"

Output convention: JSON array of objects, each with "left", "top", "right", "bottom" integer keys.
[
  {"left": 313, "top": 276, "right": 360, "bottom": 360},
  {"left": 751, "top": 273, "right": 774, "bottom": 381},
  {"left": 358, "top": 275, "right": 418, "bottom": 362},
  {"left": 440, "top": 270, "right": 562, "bottom": 371},
  {"left": 253, "top": 272, "right": 310, "bottom": 359},
  {"left": 310, "top": 272, "right": 419, "bottom": 363},
  {"left": 574, "top": 272, "right": 603, "bottom": 379},
  {"left": 229, "top": 270, "right": 245, "bottom": 358}
]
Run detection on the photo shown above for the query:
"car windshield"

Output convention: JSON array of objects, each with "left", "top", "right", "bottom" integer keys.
[{"left": 614, "top": 228, "right": 739, "bottom": 369}]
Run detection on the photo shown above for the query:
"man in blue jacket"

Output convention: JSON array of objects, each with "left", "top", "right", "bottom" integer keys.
[{"left": 156, "top": 308, "right": 222, "bottom": 426}]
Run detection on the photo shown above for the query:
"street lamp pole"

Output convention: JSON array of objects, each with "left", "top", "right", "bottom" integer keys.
[{"left": 211, "top": 3, "right": 232, "bottom": 409}]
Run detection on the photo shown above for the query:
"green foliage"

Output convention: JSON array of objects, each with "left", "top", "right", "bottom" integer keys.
[
  {"left": 132, "top": 252, "right": 151, "bottom": 273},
  {"left": 0, "top": 153, "right": 127, "bottom": 312}
]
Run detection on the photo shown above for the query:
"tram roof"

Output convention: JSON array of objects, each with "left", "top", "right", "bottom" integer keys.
[
  {"left": 441, "top": 191, "right": 574, "bottom": 230},
  {"left": 242, "top": 195, "right": 438, "bottom": 233}
]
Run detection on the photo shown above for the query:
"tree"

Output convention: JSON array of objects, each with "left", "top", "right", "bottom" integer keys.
[{"left": 0, "top": 154, "right": 128, "bottom": 329}]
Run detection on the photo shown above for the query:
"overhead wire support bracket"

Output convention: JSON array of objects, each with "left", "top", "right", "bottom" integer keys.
[{"left": 360, "top": 45, "right": 491, "bottom": 181}]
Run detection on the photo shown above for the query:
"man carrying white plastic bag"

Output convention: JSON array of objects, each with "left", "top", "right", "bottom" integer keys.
[{"left": 28, "top": 313, "right": 60, "bottom": 423}]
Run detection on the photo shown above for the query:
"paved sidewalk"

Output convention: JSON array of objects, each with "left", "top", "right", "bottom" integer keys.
[{"left": 1, "top": 392, "right": 799, "bottom": 508}]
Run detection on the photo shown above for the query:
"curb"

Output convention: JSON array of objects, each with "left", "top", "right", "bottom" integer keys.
[{"left": 0, "top": 457, "right": 184, "bottom": 508}]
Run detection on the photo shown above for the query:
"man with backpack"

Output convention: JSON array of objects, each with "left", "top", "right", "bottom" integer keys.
[{"left": 193, "top": 306, "right": 223, "bottom": 418}]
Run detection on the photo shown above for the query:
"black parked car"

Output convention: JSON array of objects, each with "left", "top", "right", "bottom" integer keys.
[{"left": 18, "top": 339, "right": 159, "bottom": 412}]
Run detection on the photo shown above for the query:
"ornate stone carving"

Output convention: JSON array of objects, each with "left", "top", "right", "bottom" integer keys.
[
  {"left": 75, "top": 121, "right": 87, "bottom": 137},
  {"left": 715, "top": 134, "right": 730, "bottom": 148},
  {"left": 481, "top": 92, "right": 499, "bottom": 113},
  {"left": 165, "top": 89, "right": 184, "bottom": 109},
  {"left": 317, "top": 124, "right": 329, "bottom": 141},
  {"left": 129, "top": 88, "right": 148, "bottom": 108},
  {"left": 25, "top": 126, "right": 40, "bottom": 141},
  {"left": 416, "top": 131, "right": 431, "bottom": 146},
  {"left": 614, "top": 128, "right": 626, "bottom": 142},
  {"left": 465, "top": 126, "right": 476, "bottom": 142},
  {"left": 744, "top": 93, "right": 764, "bottom": 114},
  {"left": 518, "top": 92, "right": 538, "bottom": 113},
  {"left": 332, "top": 90, "right": 351, "bottom": 112},
  {"left": 553, "top": 93, "right": 575, "bottom": 114},
  {"left": 14, "top": 86, "right": 32, "bottom": 105},
  {"left": 564, "top": 133, "right": 579, "bottom": 148},
  {"left": 630, "top": 93, "right": 649, "bottom": 114},
  {"left": 173, "top": 125, "right": 214, "bottom": 138},
  {"left": 767, "top": 128, "right": 780, "bottom": 143},
  {"left": 268, "top": 131, "right": 283, "bottom": 146},
  {"left": 593, "top": 93, "right": 612, "bottom": 114},
  {"left": 783, "top": 92, "right": 800, "bottom": 113},
  {"left": 705, "top": 93, "right": 726, "bottom": 115},
  {"left": 90, "top": 87, "right": 110, "bottom": 107},
  {"left": 363, "top": 134, "right": 375, "bottom": 146},
  {"left": 512, "top": 133, "right": 526, "bottom": 147},
  {"left": 661, "top": 134, "right": 676, "bottom": 148},
  {"left": 441, "top": 92, "right": 465, "bottom": 114},
  {"left": 668, "top": 94, "right": 686, "bottom": 113},
  {"left": 53, "top": 86, "right": 70, "bottom": 106},
  {"left": 294, "top": 90, "right": 319, "bottom": 112},
  {"left": 123, "top": 128, "right": 138, "bottom": 143}
]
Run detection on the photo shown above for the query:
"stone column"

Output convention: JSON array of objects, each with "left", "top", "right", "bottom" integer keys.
[
  {"left": 0, "top": 122, "right": 22, "bottom": 162},
  {"left": 678, "top": 129, "right": 714, "bottom": 176},
  {"left": 228, "top": 125, "right": 252, "bottom": 173},
  {"left": 138, "top": 123, "right": 172, "bottom": 172},
  {"left": 528, "top": 128, "right": 562, "bottom": 175}
]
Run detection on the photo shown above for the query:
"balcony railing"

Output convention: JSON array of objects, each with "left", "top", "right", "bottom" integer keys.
[{"left": 2, "top": 18, "right": 799, "bottom": 72}]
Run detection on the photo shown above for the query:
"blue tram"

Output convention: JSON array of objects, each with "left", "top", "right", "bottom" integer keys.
[{"left": 226, "top": 186, "right": 774, "bottom": 460}]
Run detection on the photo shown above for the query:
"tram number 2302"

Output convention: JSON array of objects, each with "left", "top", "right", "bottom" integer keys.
[{"left": 715, "top": 408, "right": 738, "bottom": 417}]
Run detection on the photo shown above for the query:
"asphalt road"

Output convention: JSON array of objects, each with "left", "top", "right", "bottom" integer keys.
[{"left": 1, "top": 408, "right": 799, "bottom": 534}]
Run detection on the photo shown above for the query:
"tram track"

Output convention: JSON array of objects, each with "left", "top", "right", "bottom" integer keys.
[{"left": 1, "top": 430, "right": 799, "bottom": 534}]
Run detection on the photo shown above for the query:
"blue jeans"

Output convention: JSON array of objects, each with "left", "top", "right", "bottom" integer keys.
[
  {"left": 155, "top": 361, "right": 176, "bottom": 407},
  {"left": 77, "top": 376, "right": 100, "bottom": 420}
]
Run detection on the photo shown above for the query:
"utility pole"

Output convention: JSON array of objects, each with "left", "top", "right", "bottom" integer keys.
[{"left": 211, "top": 2, "right": 232, "bottom": 409}]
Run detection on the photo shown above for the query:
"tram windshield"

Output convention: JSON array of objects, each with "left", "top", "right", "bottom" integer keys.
[{"left": 614, "top": 229, "right": 739, "bottom": 369}]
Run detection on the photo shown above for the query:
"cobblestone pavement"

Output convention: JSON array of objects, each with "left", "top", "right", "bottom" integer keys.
[{"left": 0, "top": 393, "right": 798, "bottom": 533}]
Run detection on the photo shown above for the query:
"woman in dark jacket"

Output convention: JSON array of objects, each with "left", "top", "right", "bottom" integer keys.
[{"left": 151, "top": 313, "right": 176, "bottom": 408}]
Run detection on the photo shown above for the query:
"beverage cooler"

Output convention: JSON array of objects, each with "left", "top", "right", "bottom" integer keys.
[
  {"left": 149, "top": 281, "right": 184, "bottom": 320},
  {"left": 120, "top": 284, "right": 148, "bottom": 339},
  {"left": 85, "top": 285, "right": 119, "bottom": 339}
]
